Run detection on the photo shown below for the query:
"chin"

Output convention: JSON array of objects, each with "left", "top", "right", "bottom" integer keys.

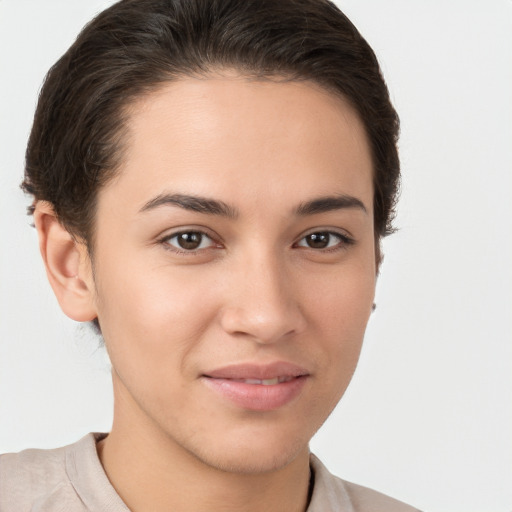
[
  {"left": 179, "top": 420, "right": 314, "bottom": 475},
  {"left": 196, "top": 440, "right": 308, "bottom": 475}
]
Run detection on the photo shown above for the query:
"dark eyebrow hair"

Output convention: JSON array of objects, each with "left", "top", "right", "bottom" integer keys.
[
  {"left": 295, "top": 195, "right": 367, "bottom": 216},
  {"left": 139, "top": 193, "right": 239, "bottom": 218},
  {"left": 140, "top": 192, "right": 366, "bottom": 219}
]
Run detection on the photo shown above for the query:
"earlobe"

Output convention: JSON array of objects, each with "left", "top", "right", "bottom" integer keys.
[{"left": 34, "top": 201, "right": 97, "bottom": 322}]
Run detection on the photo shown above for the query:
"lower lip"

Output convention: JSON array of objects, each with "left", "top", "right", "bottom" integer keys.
[{"left": 201, "top": 376, "right": 308, "bottom": 411}]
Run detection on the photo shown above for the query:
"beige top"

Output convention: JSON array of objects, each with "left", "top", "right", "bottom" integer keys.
[{"left": 0, "top": 433, "right": 420, "bottom": 512}]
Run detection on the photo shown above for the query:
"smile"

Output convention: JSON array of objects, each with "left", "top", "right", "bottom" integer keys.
[{"left": 201, "top": 362, "right": 310, "bottom": 411}]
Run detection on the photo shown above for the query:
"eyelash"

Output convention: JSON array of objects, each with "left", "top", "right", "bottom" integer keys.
[
  {"left": 159, "top": 230, "right": 219, "bottom": 255},
  {"left": 293, "top": 231, "right": 355, "bottom": 252},
  {"left": 158, "top": 229, "right": 355, "bottom": 255}
]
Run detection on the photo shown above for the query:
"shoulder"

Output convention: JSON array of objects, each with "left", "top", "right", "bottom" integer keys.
[
  {"left": 0, "top": 434, "right": 98, "bottom": 512},
  {"left": 309, "top": 454, "right": 422, "bottom": 512}
]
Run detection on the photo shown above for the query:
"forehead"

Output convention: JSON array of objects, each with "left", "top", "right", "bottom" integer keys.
[{"left": 100, "top": 74, "right": 373, "bottom": 214}]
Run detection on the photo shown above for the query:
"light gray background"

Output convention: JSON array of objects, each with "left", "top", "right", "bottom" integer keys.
[{"left": 1, "top": 1, "right": 511, "bottom": 511}]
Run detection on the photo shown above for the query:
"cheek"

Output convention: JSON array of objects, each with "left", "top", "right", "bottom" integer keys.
[
  {"left": 302, "top": 260, "right": 375, "bottom": 332},
  {"left": 300, "top": 261, "right": 375, "bottom": 383},
  {"left": 93, "top": 256, "right": 218, "bottom": 376},
  {"left": 97, "top": 245, "right": 205, "bottom": 321}
]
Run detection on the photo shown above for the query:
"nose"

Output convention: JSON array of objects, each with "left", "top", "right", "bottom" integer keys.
[{"left": 219, "top": 253, "right": 307, "bottom": 344}]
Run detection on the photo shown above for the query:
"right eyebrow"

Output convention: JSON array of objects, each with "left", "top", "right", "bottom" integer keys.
[{"left": 139, "top": 193, "right": 239, "bottom": 219}]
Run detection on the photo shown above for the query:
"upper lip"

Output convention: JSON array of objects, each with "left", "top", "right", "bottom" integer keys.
[{"left": 203, "top": 361, "right": 310, "bottom": 380}]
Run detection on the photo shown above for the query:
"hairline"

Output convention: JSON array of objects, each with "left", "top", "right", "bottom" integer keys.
[{"left": 83, "top": 67, "right": 376, "bottom": 260}]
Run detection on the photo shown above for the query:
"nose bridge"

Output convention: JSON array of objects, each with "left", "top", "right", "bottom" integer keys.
[{"left": 219, "top": 246, "right": 305, "bottom": 343}]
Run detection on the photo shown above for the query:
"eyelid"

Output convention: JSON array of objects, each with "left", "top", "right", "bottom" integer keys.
[
  {"left": 294, "top": 228, "right": 355, "bottom": 250},
  {"left": 158, "top": 227, "right": 223, "bottom": 254},
  {"left": 155, "top": 226, "right": 354, "bottom": 256}
]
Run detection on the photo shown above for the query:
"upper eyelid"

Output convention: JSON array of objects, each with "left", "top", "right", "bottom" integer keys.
[
  {"left": 156, "top": 227, "right": 354, "bottom": 248},
  {"left": 296, "top": 227, "right": 354, "bottom": 241},
  {"left": 158, "top": 226, "right": 220, "bottom": 242},
  {"left": 293, "top": 230, "right": 355, "bottom": 253},
  {"left": 158, "top": 230, "right": 220, "bottom": 256}
]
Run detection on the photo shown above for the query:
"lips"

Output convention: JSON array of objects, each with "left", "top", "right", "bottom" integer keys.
[
  {"left": 201, "top": 362, "right": 310, "bottom": 411},
  {"left": 204, "top": 361, "right": 309, "bottom": 380},
  {"left": 229, "top": 376, "right": 294, "bottom": 385}
]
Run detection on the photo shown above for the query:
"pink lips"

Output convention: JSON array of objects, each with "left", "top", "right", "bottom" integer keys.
[{"left": 201, "top": 362, "right": 309, "bottom": 411}]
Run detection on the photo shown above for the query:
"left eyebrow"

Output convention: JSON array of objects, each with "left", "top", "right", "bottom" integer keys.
[{"left": 295, "top": 195, "right": 368, "bottom": 216}]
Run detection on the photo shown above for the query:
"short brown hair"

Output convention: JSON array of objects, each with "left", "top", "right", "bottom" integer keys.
[{"left": 23, "top": 0, "right": 400, "bottom": 251}]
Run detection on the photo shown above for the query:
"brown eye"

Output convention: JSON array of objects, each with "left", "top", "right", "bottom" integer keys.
[
  {"left": 177, "top": 232, "right": 202, "bottom": 250},
  {"left": 165, "top": 231, "right": 214, "bottom": 251},
  {"left": 304, "top": 232, "right": 331, "bottom": 249},
  {"left": 296, "top": 231, "right": 351, "bottom": 250}
]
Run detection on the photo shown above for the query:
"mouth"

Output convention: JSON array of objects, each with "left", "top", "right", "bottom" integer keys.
[
  {"left": 223, "top": 376, "right": 296, "bottom": 385},
  {"left": 203, "top": 361, "right": 309, "bottom": 380},
  {"left": 201, "top": 362, "right": 310, "bottom": 411}
]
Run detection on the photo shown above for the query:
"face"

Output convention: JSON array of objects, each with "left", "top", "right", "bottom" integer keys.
[{"left": 88, "top": 74, "right": 376, "bottom": 473}]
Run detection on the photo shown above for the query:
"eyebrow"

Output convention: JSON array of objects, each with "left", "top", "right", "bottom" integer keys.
[
  {"left": 295, "top": 195, "right": 367, "bottom": 216},
  {"left": 139, "top": 193, "right": 239, "bottom": 218},
  {"left": 139, "top": 192, "right": 367, "bottom": 218}
]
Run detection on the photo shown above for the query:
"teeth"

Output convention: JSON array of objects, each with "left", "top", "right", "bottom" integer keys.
[{"left": 232, "top": 376, "right": 294, "bottom": 385}]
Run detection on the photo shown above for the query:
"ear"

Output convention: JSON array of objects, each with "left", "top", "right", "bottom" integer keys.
[{"left": 34, "top": 201, "right": 97, "bottom": 322}]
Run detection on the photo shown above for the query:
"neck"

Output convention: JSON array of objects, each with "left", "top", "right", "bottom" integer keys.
[{"left": 97, "top": 389, "right": 311, "bottom": 512}]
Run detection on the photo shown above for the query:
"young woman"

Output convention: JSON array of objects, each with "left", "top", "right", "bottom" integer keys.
[{"left": 0, "top": 1, "right": 419, "bottom": 510}]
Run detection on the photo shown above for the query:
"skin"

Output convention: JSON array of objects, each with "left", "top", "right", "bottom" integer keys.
[{"left": 35, "top": 73, "right": 376, "bottom": 512}]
